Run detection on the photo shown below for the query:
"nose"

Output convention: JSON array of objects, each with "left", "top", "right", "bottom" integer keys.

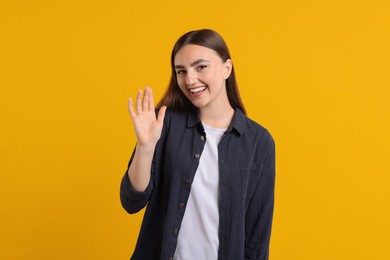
[{"left": 185, "top": 70, "right": 197, "bottom": 86}]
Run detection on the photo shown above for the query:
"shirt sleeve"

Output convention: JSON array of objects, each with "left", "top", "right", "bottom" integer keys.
[
  {"left": 245, "top": 133, "right": 276, "bottom": 260},
  {"left": 119, "top": 108, "right": 169, "bottom": 215},
  {"left": 119, "top": 147, "right": 155, "bottom": 214}
]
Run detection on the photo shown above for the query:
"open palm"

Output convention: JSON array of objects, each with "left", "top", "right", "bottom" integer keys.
[{"left": 128, "top": 87, "right": 166, "bottom": 146}]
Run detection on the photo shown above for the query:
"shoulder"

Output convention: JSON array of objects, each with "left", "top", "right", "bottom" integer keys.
[
  {"left": 159, "top": 108, "right": 191, "bottom": 125},
  {"left": 245, "top": 115, "right": 267, "bottom": 131},
  {"left": 243, "top": 115, "right": 275, "bottom": 151},
  {"left": 162, "top": 107, "right": 187, "bottom": 117},
  {"left": 245, "top": 116, "right": 272, "bottom": 137},
  {"left": 156, "top": 108, "right": 197, "bottom": 136}
]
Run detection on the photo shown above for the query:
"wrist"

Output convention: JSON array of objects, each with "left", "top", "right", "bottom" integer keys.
[{"left": 136, "top": 143, "right": 157, "bottom": 154}]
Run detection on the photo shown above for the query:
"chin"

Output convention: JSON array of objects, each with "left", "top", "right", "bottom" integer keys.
[{"left": 190, "top": 100, "right": 208, "bottom": 109}]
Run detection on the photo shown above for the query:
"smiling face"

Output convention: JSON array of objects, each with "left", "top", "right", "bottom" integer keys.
[{"left": 174, "top": 44, "right": 233, "bottom": 111}]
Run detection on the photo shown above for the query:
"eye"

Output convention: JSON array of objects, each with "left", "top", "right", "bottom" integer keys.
[
  {"left": 176, "top": 70, "right": 186, "bottom": 76},
  {"left": 197, "top": 65, "right": 207, "bottom": 71}
]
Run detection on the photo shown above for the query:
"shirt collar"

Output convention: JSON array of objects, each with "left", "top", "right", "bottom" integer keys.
[{"left": 186, "top": 108, "right": 246, "bottom": 136}]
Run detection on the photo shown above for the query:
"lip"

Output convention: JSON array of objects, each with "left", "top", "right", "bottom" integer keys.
[
  {"left": 189, "top": 85, "right": 207, "bottom": 92},
  {"left": 188, "top": 85, "right": 207, "bottom": 97}
]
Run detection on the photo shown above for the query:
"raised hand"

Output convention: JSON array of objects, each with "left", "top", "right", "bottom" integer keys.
[{"left": 128, "top": 86, "right": 167, "bottom": 146}]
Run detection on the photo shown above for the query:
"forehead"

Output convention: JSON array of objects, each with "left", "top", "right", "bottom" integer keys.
[{"left": 174, "top": 44, "right": 221, "bottom": 65}]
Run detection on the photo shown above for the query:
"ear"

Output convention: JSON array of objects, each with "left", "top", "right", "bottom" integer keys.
[{"left": 223, "top": 59, "right": 233, "bottom": 79}]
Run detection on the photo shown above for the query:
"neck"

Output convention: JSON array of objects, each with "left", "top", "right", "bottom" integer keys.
[{"left": 199, "top": 103, "right": 234, "bottom": 129}]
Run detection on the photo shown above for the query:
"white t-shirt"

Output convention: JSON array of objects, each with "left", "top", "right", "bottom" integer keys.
[{"left": 174, "top": 123, "right": 226, "bottom": 260}]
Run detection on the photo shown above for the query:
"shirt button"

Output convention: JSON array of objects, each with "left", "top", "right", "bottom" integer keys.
[
  {"left": 200, "top": 135, "right": 205, "bottom": 141},
  {"left": 194, "top": 153, "right": 200, "bottom": 159},
  {"left": 185, "top": 179, "right": 192, "bottom": 184},
  {"left": 173, "top": 228, "right": 179, "bottom": 235},
  {"left": 179, "top": 202, "right": 185, "bottom": 208}
]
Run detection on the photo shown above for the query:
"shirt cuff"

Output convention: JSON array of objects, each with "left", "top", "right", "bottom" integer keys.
[{"left": 121, "top": 173, "right": 152, "bottom": 201}]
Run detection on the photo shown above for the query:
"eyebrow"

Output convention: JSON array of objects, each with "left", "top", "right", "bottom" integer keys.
[{"left": 174, "top": 59, "right": 210, "bottom": 69}]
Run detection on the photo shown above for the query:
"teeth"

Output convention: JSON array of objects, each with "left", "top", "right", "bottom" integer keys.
[{"left": 190, "top": 86, "right": 206, "bottom": 93}]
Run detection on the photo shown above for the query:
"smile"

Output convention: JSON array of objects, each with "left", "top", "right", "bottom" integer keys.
[{"left": 189, "top": 86, "right": 207, "bottom": 93}]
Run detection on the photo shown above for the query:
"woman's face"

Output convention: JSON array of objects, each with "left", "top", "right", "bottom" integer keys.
[{"left": 174, "top": 44, "right": 232, "bottom": 110}]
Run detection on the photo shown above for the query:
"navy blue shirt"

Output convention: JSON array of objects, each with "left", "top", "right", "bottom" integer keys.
[{"left": 120, "top": 108, "right": 275, "bottom": 260}]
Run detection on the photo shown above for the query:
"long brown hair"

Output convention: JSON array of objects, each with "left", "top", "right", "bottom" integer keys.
[{"left": 156, "top": 29, "right": 246, "bottom": 115}]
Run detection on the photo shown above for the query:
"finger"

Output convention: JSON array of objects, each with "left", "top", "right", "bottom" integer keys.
[
  {"left": 128, "top": 97, "right": 136, "bottom": 118},
  {"left": 135, "top": 89, "right": 142, "bottom": 114},
  {"left": 142, "top": 86, "right": 149, "bottom": 112},
  {"left": 149, "top": 87, "right": 155, "bottom": 111},
  {"left": 157, "top": 106, "right": 167, "bottom": 125}
]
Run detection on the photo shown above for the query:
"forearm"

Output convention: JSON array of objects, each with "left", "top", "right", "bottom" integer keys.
[{"left": 128, "top": 143, "right": 156, "bottom": 192}]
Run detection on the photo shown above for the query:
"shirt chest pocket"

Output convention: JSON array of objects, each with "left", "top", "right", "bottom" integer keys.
[{"left": 241, "top": 162, "right": 263, "bottom": 202}]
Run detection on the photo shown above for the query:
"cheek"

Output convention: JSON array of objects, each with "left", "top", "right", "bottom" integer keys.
[
  {"left": 176, "top": 78, "right": 188, "bottom": 94},
  {"left": 202, "top": 69, "right": 222, "bottom": 82}
]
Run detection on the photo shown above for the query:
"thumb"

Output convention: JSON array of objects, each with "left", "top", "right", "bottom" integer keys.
[{"left": 157, "top": 106, "right": 167, "bottom": 124}]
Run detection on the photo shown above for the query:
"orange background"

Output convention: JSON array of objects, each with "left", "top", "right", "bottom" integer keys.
[{"left": 1, "top": 0, "right": 389, "bottom": 259}]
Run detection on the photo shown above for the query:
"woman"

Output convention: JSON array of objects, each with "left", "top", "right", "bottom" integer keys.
[{"left": 120, "top": 29, "right": 275, "bottom": 260}]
